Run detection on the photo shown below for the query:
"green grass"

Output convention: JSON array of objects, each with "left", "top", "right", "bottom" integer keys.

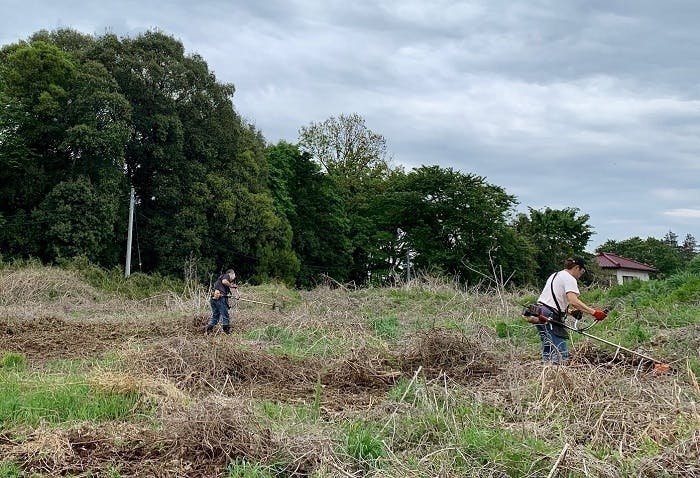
[
  {"left": 226, "top": 458, "right": 275, "bottom": 478},
  {"left": 247, "top": 281, "right": 303, "bottom": 308},
  {"left": 57, "top": 255, "right": 185, "bottom": 299},
  {"left": 391, "top": 400, "right": 553, "bottom": 477},
  {"left": 494, "top": 320, "right": 533, "bottom": 341},
  {"left": 258, "top": 397, "right": 320, "bottom": 425},
  {"left": 344, "top": 421, "right": 384, "bottom": 467},
  {"left": 0, "top": 353, "right": 26, "bottom": 370},
  {"left": 245, "top": 325, "right": 343, "bottom": 358},
  {"left": 688, "top": 357, "right": 700, "bottom": 378},
  {"left": 0, "top": 461, "right": 22, "bottom": 478},
  {"left": 617, "top": 322, "right": 654, "bottom": 348},
  {"left": 596, "top": 271, "right": 700, "bottom": 309},
  {"left": 44, "top": 355, "right": 122, "bottom": 374},
  {"left": 387, "top": 377, "right": 420, "bottom": 403},
  {"left": 368, "top": 315, "right": 400, "bottom": 339},
  {"left": 0, "top": 370, "right": 144, "bottom": 427},
  {"left": 456, "top": 425, "right": 552, "bottom": 476}
]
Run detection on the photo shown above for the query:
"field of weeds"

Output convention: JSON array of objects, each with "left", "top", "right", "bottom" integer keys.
[{"left": 1, "top": 264, "right": 699, "bottom": 477}]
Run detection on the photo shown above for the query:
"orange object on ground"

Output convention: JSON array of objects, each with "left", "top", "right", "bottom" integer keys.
[{"left": 652, "top": 363, "right": 670, "bottom": 375}]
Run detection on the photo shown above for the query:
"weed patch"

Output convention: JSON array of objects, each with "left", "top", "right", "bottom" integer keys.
[
  {"left": 246, "top": 325, "right": 341, "bottom": 358},
  {"left": 0, "top": 353, "right": 26, "bottom": 370},
  {"left": 368, "top": 315, "right": 400, "bottom": 339},
  {"left": 344, "top": 421, "right": 384, "bottom": 468},
  {"left": 0, "top": 461, "right": 22, "bottom": 478},
  {"left": 226, "top": 458, "right": 275, "bottom": 478},
  {"left": 1, "top": 264, "right": 699, "bottom": 477},
  {"left": 0, "top": 370, "right": 143, "bottom": 427}
]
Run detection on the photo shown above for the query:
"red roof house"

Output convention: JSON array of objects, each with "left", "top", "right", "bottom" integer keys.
[{"left": 594, "top": 252, "right": 657, "bottom": 284}]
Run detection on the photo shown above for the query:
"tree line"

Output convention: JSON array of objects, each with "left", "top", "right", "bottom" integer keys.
[{"left": 1, "top": 30, "right": 697, "bottom": 287}]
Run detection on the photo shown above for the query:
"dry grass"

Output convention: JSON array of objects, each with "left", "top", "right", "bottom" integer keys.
[
  {"left": 0, "top": 267, "right": 99, "bottom": 307},
  {"left": 1, "top": 267, "right": 699, "bottom": 477},
  {"left": 398, "top": 327, "right": 501, "bottom": 377}
]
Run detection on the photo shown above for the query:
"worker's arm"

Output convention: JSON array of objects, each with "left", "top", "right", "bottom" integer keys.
[
  {"left": 566, "top": 291, "right": 606, "bottom": 320},
  {"left": 566, "top": 292, "right": 596, "bottom": 315}
]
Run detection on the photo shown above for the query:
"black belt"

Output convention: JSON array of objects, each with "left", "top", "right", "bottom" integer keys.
[{"left": 537, "top": 302, "right": 562, "bottom": 319}]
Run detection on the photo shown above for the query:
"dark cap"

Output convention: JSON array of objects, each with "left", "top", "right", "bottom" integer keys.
[{"left": 566, "top": 257, "right": 586, "bottom": 269}]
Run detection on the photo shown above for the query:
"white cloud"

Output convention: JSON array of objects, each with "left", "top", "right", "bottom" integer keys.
[
  {"left": 652, "top": 188, "right": 700, "bottom": 202},
  {"left": 664, "top": 209, "right": 700, "bottom": 219}
]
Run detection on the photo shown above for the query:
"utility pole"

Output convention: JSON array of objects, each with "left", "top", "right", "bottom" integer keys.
[{"left": 125, "top": 186, "right": 135, "bottom": 277}]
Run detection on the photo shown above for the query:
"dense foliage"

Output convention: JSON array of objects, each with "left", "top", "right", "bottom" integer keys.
[
  {"left": 1, "top": 29, "right": 696, "bottom": 287},
  {"left": 1, "top": 30, "right": 297, "bottom": 283}
]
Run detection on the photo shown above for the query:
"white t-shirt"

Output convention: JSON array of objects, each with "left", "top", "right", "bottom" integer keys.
[{"left": 537, "top": 269, "right": 580, "bottom": 312}]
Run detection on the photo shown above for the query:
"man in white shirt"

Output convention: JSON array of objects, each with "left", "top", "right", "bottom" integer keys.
[{"left": 535, "top": 257, "right": 607, "bottom": 363}]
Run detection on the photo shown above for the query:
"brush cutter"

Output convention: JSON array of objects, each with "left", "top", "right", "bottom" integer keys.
[
  {"left": 225, "top": 295, "right": 281, "bottom": 310},
  {"left": 522, "top": 307, "right": 670, "bottom": 374}
]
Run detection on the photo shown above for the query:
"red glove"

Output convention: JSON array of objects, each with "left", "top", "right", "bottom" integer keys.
[{"left": 593, "top": 309, "right": 607, "bottom": 321}]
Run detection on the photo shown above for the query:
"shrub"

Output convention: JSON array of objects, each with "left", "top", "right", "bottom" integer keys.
[
  {"left": 686, "top": 255, "right": 700, "bottom": 274},
  {"left": 58, "top": 256, "right": 184, "bottom": 299}
]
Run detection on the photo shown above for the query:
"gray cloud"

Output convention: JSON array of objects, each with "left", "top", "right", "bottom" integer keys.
[{"left": 2, "top": 0, "right": 699, "bottom": 248}]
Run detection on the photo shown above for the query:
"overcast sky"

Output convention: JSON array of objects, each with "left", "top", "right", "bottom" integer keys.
[{"left": 2, "top": 0, "right": 699, "bottom": 250}]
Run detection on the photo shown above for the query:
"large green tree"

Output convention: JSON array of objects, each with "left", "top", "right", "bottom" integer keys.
[
  {"left": 514, "top": 207, "right": 593, "bottom": 282},
  {"left": 0, "top": 37, "right": 131, "bottom": 264},
  {"left": 266, "top": 142, "right": 350, "bottom": 286},
  {"left": 32, "top": 177, "right": 120, "bottom": 263},
  {"left": 376, "top": 166, "right": 535, "bottom": 285},
  {"left": 298, "top": 113, "right": 393, "bottom": 284},
  {"left": 88, "top": 31, "right": 296, "bottom": 280},
  {"left": 1, "top": 29, "right": 299, "bottom": 282}
]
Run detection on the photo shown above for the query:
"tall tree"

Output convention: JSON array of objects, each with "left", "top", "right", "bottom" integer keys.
[
  {"left": 266, "top": 142, "right": 351, "bottom": 286},
  {"left": 32, "top": 177, "right": 120, "bottom": 263},
  {"left": 298, "top": 113, "right": 390, "bottom": 181},
  {"left": 87, "top": 31, "right": 297, "bottom": 280},
  {"left": 681, "top": 233, "right": 698, "bottom": 263},
  {"left": 298, "top": 113, "right": 393, "bottom": 284},
  {"left": 662, "top": 230, "right": 679, "bottom": 249},
  {"left": 377, "top": 166, "right": 535, "bottom": 285},
  {"left": 514, "top": 207, "right": 593, "bottom": 282},
  {"left": 0, "top": 38, "right": 131, "bottom": 264}
]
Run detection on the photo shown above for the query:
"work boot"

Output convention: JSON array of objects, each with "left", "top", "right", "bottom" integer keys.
[
  {"left": 222, "top": 325, "right": 231, "bottom": 335},
  {"left": 205, "top": 324, "right": 215, "bottom": 334}
]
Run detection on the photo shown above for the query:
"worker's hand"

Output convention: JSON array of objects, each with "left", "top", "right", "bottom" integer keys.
[{"left": 593, "top": 309, "right": 607, "bottom": 321}]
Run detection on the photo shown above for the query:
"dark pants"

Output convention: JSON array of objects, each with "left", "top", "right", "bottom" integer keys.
[{"left": 208, "top": 297, "right": 230, "bottom": 327}]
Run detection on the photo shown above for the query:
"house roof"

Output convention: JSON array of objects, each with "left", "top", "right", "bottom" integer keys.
[{"left": 595, "top": 252, "right": 657, "bottom": 272}]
